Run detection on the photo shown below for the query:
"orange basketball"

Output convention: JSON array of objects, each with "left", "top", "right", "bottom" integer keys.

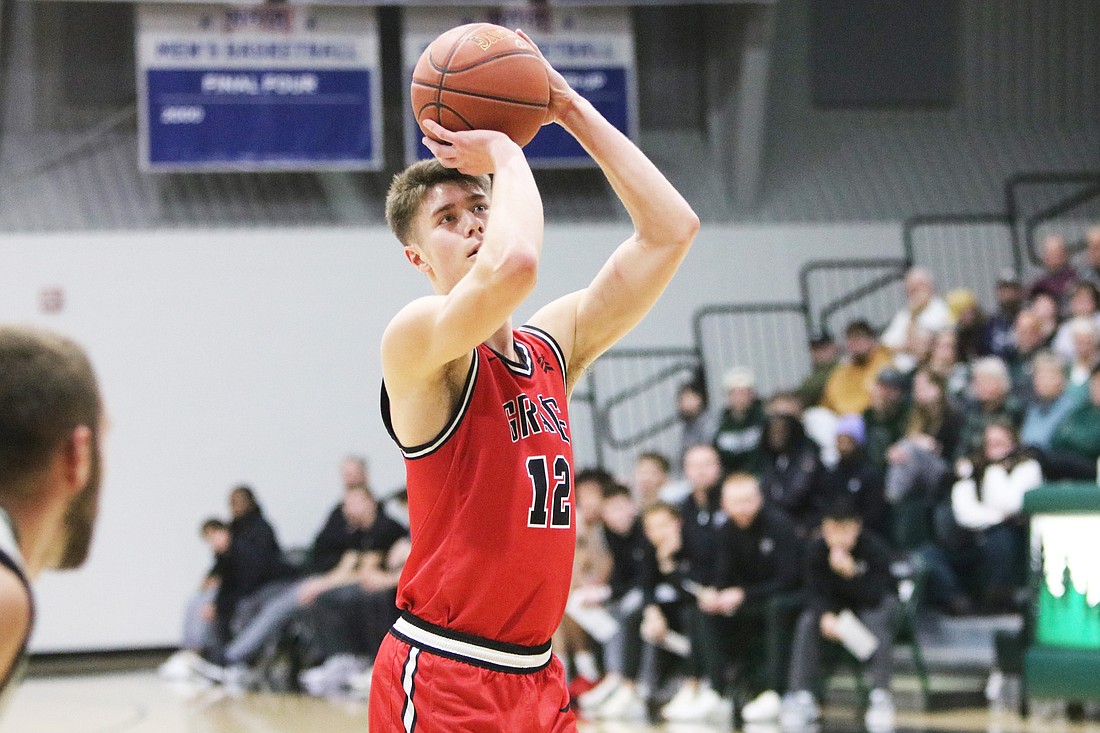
[{"left": 411, "top": 23, "right": 550, "bottom": 147}]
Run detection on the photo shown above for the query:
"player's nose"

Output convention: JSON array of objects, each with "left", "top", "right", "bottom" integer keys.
[{"left": 463, "top": 211, "right": 484, "bottom": 237}]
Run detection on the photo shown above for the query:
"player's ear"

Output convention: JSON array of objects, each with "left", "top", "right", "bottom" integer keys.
[
  {"left": 60, "top": 425, "right": 93, "bottom": 497},
  {"left": 404, "top": 245, "right": 431, "bottom": 274}
]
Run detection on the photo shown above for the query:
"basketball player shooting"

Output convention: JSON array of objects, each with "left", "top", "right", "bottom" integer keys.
[{"left": 368, "top": 30, "right": 699, "bottom": 732}]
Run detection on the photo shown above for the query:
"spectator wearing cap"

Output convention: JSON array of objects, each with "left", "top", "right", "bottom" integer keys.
[
  {"left": 955, "top": 357, "right": 1025, "bottom": 461},
  {"left": 986, "top": 270, "right": 1027, "bottom": 360},
  {"left": 820, "top": 320, "right": 894, "bottom": 416},
  {"left": 1004, "top": 309, "right": 1049, "bottom": 399},
  {"left": 1076, "top": 225, "right": 1100, "bottom": 292},
  {"left": 881, "top": 267, "right": 954, "bottom": 353},
  {"left": 1052, "top": 282, "right": 1100, "bottom": 363},
  {"left": 713, "top": 367, "right": 767, "bottom": 475},
  {"left": 1030, "top": 234, "right": 1078, "bottom": 314},
  {"left": 945, "top": 289, "right": 991, "bottom": 360},
  {"left": 812, "top": 415, "right": 889, "bottom": 538},
  {"left": 797, "top": 332, "right": 840, "bottom": 408},
  {"left": 862, "top": 367, "right": 911, "bottom": 474}
]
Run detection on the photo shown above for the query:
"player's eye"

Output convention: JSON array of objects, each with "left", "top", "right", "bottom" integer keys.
[{"left": 474, "top": 204, "right": 488, "bottom": 213}]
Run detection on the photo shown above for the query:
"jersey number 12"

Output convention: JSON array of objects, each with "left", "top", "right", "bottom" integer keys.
[{"left": 526, "top": 455, "right": 571, "bottom": 529}]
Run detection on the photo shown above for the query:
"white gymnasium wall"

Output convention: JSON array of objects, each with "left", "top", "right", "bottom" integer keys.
[{"left": 0, "top": 221, "right": 900, "bottom": 651}]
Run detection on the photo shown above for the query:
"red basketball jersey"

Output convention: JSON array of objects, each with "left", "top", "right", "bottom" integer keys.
[{"left": 381, "top": 326, "right": 576, "bottom": 647}]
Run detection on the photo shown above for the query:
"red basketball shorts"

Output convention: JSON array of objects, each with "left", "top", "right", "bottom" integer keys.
[{"left": 368, "top": 612, "right": 577, "bottom": 733}]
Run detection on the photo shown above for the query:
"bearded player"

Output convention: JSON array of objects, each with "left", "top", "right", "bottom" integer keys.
[
  {"left": 369, "top": 32, "right": 699, "bottom": 732},
  {"left": 0, "top": 326, "right": 104, "bottom": 715}
]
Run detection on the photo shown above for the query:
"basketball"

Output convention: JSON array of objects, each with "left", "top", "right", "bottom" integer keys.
[{"left": 411, "top": 23, "right": 550, "bottom": 148}]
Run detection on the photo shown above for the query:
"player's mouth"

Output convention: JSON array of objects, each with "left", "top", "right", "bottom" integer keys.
[{"left": 467, "top": 246, "right": 480, "bottom": 258}]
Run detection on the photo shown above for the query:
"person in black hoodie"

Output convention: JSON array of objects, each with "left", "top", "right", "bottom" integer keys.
[
  {"left": 813, "top": 415, "right": 890, "bottom": 540},
  {"left": 759, "top": 412, "right": 822, "bottom": 536},
  {"left": 209, "top": 485, "right": 297, "bottom": 663},
  {"left": 780, "top": 497, "right": 899, "bottom": 731}
]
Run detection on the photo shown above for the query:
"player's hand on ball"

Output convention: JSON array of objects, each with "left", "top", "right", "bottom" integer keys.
[
  {"left": 515, "top": 29, "right": 578, "bottom": 126},
  {"left": 421, "top": 119, "right": 518, "bottom": 176}
]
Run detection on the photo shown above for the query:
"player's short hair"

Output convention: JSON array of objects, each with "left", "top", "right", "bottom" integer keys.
[
  {"left": 385, "top": 159, "right": 492, "bottom": 247},
  {"left": 0, "top": 326, "right": 100, "bottom": 496}
]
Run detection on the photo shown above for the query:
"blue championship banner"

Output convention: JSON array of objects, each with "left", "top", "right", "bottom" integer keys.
[
  {"left": 403, "top": 6, "right": 638, "bottom": 168},
  {"left": 138, "top": 5, "right": 381, "bottom": 172}
]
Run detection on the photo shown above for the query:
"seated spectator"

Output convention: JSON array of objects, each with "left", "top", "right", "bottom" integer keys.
[
  {"left": 692, "top": 474, "right": 803, "bottom": 725},
  {"left": 885, "top": 369, "right": 964, "bottom": 551},
  {"left": 576, "top": 484, "right": 650, "bottom": 721},
  {"left": 922, "top": 421, "right": 1042, "bottom": 615},
  {"left": 676, "top": 380, "right": 718, "bottom": 469},
  {"left": 632, "top": 450, "right": 674, "bottom": 505},
  {"left": 1046, "top": 364, "right": 1100, "bottom": 480},
  {"left": 955, "top": 357, "right": 1025, "bottom": 461},
  {"left": 986, "top": 270, "right": 1027, "bottom": 360},
  {"left": 1052, "top": 282, "right": 1100, "bottom": 361},
  {"left": 637, "top": 503, "right": 717, "bottom": 723},
  {"left": 759, "top": 411, "right": 822, "bottom": 535},
  {"left": 1076, "top": 225, "right": 1100, "bottom": 291},
  {"left": 1020, "top": 352, "right": 1085, "bottom": 452},
  {"left": 820, "top": 320, "right": 894, "bottom": 416},
  {"left": 1068, "top": 316, "right": 1100, "bottom": 387},
  {"left": 814, "top": 415, "right": 889, "bottom": 539},
  {"left": 892, "top": 325, "right": 934, "bottom": 375},
  {"left": 713, "top": 367, "right": 766, "bottom": 475},
  {"left": 779, "top": 498, "right": 899, "bottom": 733},
  {"left": 797, "top": 331, "right": 840, "bottom": 408},
  {"left": 556, "top": 468, "right": 614, "bottom": 694},
  {"left": 945, "top": 288, "right": 990, "bottom": 360},
  {"left": 927, "top": 329, "right": 970, "bottom": 401},
  {"left": 1005, "top": 310, "right": 1048, "bottom": 399},
  {"left": 862, "top": 367, "right": 911, "bottom": 473},
  {"left": 159, "top": 518, "right": 232, "bottom": 679},
  {"left": 207, "top": 485, "right": 298, "bottom": 671},
  {"left": 1029, "top": 289, "right": 1061, "bottom": 346},
  {"left": 880, "top": 267, "right": 954, "bottom": 353},
  {"left": 1031, "top": 234, "right": 1078, "bottom": 313}
]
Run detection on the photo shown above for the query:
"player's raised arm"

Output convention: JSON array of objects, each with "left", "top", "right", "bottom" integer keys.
[
  {"left": 381, "top": 122, "right": 545, "bottom": 390},
  {"left": 522, "top": 33, "right": 700, "bottom": 385}
]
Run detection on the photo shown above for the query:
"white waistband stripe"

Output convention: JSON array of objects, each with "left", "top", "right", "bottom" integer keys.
[{"left": 393, "top": 617, "right": 552, "bottom": 671}]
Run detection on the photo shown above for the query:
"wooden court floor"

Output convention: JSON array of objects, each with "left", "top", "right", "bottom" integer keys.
[{"left": 0, "top": 671, "right": 1095, "bottom": 733}]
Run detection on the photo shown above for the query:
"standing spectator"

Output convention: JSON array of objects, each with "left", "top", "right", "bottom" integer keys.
[
  {"left": 945, "top": 289, "right": 990, "bottom": 360},
  {"left": 955, "top": 357, "right": 1025, "bottom": 461},
  {"left": 814, "top": 415, "right": 889, "bottom": 539},
  {"left": 676, "top": 381, "right": 718, "bottom": 471},
  {"left": 986, "top": 270, "right": 1027, "bottom": 360},
  {"left": 862, "top": 367, "right": 911, "bottom": 473},
  {"left": 1030, "top": 234, "right": 1078, "bottom": 313},
  {"left": 780, "top": 498, "right": 899, "bottom": 732},
  {"left": 759, "top": 412, "right": 823, "bottom": 535},
  {"left": 880, "top": 267, "right": 954, "bottom": 352},
  {"left": 1052, "top": 282, "right": 1100, "bottom": 361},
  {"left": 700, "top": 475, "right": 804, "bottom": 725},
  {"left": 713, "top": 367, "right": 766, "bottom": 475},
  {"left": 798, "top": 332, "right": 840, "bottom": 408},
  {"left": 922, "top": 421, "right": 1042, "bottom": 614},
  {"left": 1046, "top": 365, "right": 1100, "bottom": 480},
  {"left": 820, "top": 320, "right": 895, "bottom": 416},
  {"left": 1005, "top": 310, "right": 1048, "bottom": 399},
  {"left": 1020, "top": 352, "right": 1085, "bottom": 452},
  {"left": 1076, "top": 225, "right": 1100, "bottom": 291}
]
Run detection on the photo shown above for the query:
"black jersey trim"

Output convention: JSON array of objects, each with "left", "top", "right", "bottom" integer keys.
[
  {"left": 0, "top": 549, "right": 32, "bottom": 697},
  {"left": 519, "top": 325, "right": 568, "bottom": 385},
  {"left": 488, "top": 340, "right": 533, "bottom": 378},
  {"left": 380, "top": 351, "right": 479, "bottom": 460}
]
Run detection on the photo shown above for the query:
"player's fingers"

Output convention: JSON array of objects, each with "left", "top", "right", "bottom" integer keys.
[{"left": 422, "top": 119, "right": 454, "bottom": 142}]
